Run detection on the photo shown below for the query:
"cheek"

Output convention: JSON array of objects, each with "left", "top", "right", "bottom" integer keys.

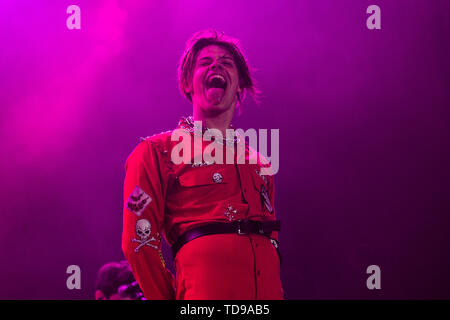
[
  {"left": 229, "top": 69, "right": 240, "bottom": 86},
  {"left": 230, "top": 74, "right": 240, "bottom": 90},
  {"left": 193, "top": 69, "right": 205, "bottom": 87}
]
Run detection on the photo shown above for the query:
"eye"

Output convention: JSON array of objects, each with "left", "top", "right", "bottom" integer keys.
[{"left": 197, "top": 59, "right": 211, "bottom": 67}]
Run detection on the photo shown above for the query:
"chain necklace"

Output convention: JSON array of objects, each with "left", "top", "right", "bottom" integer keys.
[{"left": 178, "top": 116, "right": 241, "bottom": 145}]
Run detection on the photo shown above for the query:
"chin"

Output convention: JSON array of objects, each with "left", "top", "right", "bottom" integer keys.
[
  {"left": 203, "top": 101, "right": 234, "bottom": 115},
  {"left": 201, "top": 105, "right": 226, "bottom": 116}
]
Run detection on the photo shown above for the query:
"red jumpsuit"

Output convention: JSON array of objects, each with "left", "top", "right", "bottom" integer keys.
[{"left": 122, "top": 117, "right": 283, "bottom": 300}]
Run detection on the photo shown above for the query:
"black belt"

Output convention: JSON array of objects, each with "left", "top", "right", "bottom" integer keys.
[{"left": 171, "top": 220, "right": 282, "bottom": 264}]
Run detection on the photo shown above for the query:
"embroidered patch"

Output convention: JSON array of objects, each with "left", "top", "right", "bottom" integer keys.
[
  {"left": 270, "top": 239, "right": 279, "bottom": 249},
  {"left": 260, "top": 184, "right": 273, "bottom": 213},
  {"left": 131, "top": 219, "right": 158, "bottom": 252},
  {"left": 126, "top": 186, "right": 152, "bottom": 217}
]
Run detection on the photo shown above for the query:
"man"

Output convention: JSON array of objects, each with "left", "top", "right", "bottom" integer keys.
[
  {"left": 122, "top": 30, "right": 283, "bottom": 300},
  {"left": 95, "top": 260, "right": 144, "bottom": 300}
]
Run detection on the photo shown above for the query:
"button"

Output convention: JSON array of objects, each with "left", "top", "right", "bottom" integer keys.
[
  {"left": 212, "top": 172, "right": 223, "bottom": 183},
  {"left": 257, "top": 270, "right": 261, "bottom": 276},
  {"left": 255, "top": 243, "right": 259, "bottom": 248}
]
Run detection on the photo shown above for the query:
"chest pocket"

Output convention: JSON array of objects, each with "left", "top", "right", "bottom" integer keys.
[{"left": 178, "top": 166, "right": 228, "bottom": 187}]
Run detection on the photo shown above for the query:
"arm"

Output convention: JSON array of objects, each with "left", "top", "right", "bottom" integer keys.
[{"left": 122, "top": 140, "right": 175, "bottom": 300}]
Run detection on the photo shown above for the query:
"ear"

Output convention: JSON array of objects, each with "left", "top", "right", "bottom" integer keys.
[
  {"left": 236, "top": 85, "right": 242, "bottom": 102},
  {"left": 95, "top": 290, "right": 106, "bottom": 300},
  {"left": 185, "top": 79, "right": 193, "bottom": 94}
]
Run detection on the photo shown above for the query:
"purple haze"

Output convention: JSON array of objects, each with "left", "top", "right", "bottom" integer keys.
[{"left": 0, "top": 0, "right": 449, "bottom": 299}]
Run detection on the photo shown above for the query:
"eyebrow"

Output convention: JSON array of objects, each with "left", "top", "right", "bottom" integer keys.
[{"left": 198, "top": 55, "right": 234, "bottom": 62}]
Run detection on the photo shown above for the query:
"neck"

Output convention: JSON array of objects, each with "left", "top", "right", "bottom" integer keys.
[{"left": 193, "top": 105, "right": 235, "bottom": 136}]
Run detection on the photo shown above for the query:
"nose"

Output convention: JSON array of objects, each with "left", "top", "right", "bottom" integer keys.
[{"left": 210, "top": 60, "right": 222, "bottom": 71}]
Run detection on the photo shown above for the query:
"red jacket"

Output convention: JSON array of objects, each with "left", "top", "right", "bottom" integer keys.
[{"left": 122, "top": 117, "right": 279, "bottom": 300}]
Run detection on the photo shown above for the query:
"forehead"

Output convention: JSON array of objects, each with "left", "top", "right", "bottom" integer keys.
[{"left": 196, "top": 44, "right": 233, "bottom": 59}]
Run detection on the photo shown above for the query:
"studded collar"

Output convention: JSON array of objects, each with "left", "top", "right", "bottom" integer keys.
[{"left": 177, "top": 116, "right": 240, "bottom": 145}]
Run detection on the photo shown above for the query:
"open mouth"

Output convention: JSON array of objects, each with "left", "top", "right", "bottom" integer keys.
[
  {"left": 206, "top": 74, "right": 227, "bottom": 90},
  {"left": 204, "top": 73, "right": 228, "bottom": 104}
]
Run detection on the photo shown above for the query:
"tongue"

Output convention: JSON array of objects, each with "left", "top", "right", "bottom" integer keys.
[{"left": 206, "top": 87, "right": 225, "bottom": 104}]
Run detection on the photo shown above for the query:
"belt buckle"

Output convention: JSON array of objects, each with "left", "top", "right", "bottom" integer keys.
[
  {"left": 236, "top": 220, "right": 246, "bottom": 235},
  {"left": 258, "top": 221, "right": 265, "bottom": 235}
]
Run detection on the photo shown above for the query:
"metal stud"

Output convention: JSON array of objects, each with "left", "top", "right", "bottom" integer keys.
[{"left": 224, "top": 205, "right": 237, "bottom": 221}]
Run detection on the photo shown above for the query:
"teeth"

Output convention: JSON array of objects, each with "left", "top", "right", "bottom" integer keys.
[{"left": 209, "top": 74, "right": 225, "bottom": 82}]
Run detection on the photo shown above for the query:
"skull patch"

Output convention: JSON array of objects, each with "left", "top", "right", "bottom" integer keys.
[
  {"left": 136, "top": 219, "right": 151, "bottom": 240},
  {"left": 132, "top": 219, "right": 158, "bottom": 252}
]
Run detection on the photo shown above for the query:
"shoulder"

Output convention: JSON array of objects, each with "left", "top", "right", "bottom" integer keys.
[
  {"left": 139, "top": 130, "right": 174, "bottom": 153},
  {"left": 247, "top": 145, "right": 275, "bottom": 176},
  {"left": 247, "top": 145, "right": 270, "bottom": 166},
  {"left": 126, "top": 130, "right": 173, "bottom": 165}
]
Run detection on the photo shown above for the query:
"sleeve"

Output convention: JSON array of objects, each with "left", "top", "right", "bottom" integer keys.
[{"left": 122, "top": 140, "right": 175, "bottom": 300}]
